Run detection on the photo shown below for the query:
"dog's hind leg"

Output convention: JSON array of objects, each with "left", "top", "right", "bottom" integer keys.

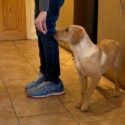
[
  {"left": 81, "top": 74, "right": 101, "bottom": 112},
  {"left": 76, "top": 75, "right": 87, "bottom": 109},
  {"left": 113, "top": 54, "right": 121, "bottom": 98}
]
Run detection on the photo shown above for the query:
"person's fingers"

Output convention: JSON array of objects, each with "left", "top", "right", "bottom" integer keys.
[
  {"left": 42, "top": 20, "right": 47, "bottom": 34},
  {"left": 35, "top": 15, "right": 47, "bottom": 34},
  {"left": 41, "top": 23, "right": 47, "bottom": 34},
  {"left": 39, "top": 21, "right": 45, "bottom": 33},
  {"left": 35, "top": 21, "right": 47, "bottom": 34},
  {"left": 35, "top": 20, "right": 41, "bottom": 31},
  {"left": 35, "top": 20, "right": 45, "bottom": 34}
]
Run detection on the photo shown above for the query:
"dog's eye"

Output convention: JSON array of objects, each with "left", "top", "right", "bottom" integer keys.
[{"left": 65, "top": 28, "right": 69, "bottom": 32}]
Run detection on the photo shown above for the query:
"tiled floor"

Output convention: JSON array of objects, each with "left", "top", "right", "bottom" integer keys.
[{"left": 0, "top": 40, "right": 125, "bottom": 125}]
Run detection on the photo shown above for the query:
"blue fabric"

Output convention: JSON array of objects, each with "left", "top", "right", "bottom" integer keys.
[{"left": 35, "top": 0, "right": 64, "bottom": 83}]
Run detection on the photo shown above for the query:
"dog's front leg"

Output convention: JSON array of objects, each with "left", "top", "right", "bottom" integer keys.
[
  {"left": 76, "top": 75, "right": 87, "bottom": 109},
  {"left": 81, "top": 75, "right": 101, "bottom": 112}
]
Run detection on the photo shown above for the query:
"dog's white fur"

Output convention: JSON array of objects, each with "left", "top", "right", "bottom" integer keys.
[{"left": 55, "top": 25, "right": 121, "bottom": 112}]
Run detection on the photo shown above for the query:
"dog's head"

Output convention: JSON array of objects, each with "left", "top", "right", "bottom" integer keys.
[{"left": 55, "top": 25, "right": 86, "bottom": 45}]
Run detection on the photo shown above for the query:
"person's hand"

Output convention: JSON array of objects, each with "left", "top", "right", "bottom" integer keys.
[{"left": 35, "top": 11, "right": 47, "bottom": 34}]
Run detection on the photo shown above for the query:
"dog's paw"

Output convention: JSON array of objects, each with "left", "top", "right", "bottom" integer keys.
[
  {"left": 75, "top": 103, "right": 81, "bottom": 109},
  {"left": 113, "top": 90, "right": 121, "bottom": 98},
  {"left": 81, "top": 105, "right": 89, "bottom": 112}
]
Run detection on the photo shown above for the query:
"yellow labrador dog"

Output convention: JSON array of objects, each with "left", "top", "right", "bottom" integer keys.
[{"left": 55, "top": 25, "right": 121, "bottom": 112}]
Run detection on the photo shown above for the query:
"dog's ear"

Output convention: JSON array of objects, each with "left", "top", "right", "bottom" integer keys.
[{"left": 72, "top": 28, "right": 84, "bottom": 45}]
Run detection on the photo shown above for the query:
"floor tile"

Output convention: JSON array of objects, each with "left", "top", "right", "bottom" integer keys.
[
  {"left": 59, "top": 85, "right": 81, "bottom": 102},
  {"left": 14, "top": 40, "right": 39, "bottom": 59},
  {"left": 59, "top": 47, "right": 73, "bottom": 60},
  {"left": 0, "top": 42, "right": 22, "bottom": 59},
  {"left": 0, "top": 91, "right": 14, "bottom": 116},
  {"left": 0, "top": 114, "right": 19, "bottom": 125},
  {"left": 0, "top": 63, "right": 37, "bottom": 80},
  {"left": 3, "top": 78, "right": 34, "bottom": 88},
  {"left": 60, "top": 59, "right": 77, "bottom": 73},
  {"left": 7, "top": 87, "right": 67, "bottom": 117},
  {"left": 81, "top": 118, "right": 125, "bottom": 125},
  {"left": 0, "top": 40, "right": 125, "bottom": 125},
  {"left": 97, "top": 77, "right": 125, "bottom": 107},
  {"left": 19, "top": 113, "right": 79, "bottom": 125},
  {"left": 0, "top": 79, "right": 5, "bottom": 91},
  {"left": 60, "top": 70, "right": 76, "bottom": 86},
  {"left": 0, "top": 80, "right": 19, "bottom": 125},
  {"left": 60, "top": 85, "right": 104, "bottom": 103},
  {"left": 96, "top": 86, "right": 125, "bottom": 106},
  {"left": 63, "top": 99, "right": 125, "bottom": 123},
  {"left": 0, "top": 57, "right": 27, "bottom": 67},
  {"left": 28, "top": 59, "right": 40, "bottom": 72}
]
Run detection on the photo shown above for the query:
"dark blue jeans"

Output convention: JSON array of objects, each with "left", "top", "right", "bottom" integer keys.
[{"left": 35, "top": 0, "right": 64, "bottom": 83}]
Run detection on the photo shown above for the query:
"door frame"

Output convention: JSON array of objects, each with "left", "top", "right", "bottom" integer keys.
[{"left": 25, "top": 0, "right": 37, "bottom": 39}]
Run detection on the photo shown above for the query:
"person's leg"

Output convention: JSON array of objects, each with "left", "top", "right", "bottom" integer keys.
[
  {"left": 25, "top": 1, "right": 47, "bottom": 90},
  {"left": 27, "top": 0, "right": 65, "bottom": 97},
  {"left": 41, "top": 0, "right": 64, "bottom": 83},
  {"left": 35, "top": 0, "right": 47, "bottom": 75},
  {"left": 36, "top": 31, "right": 47, "bottom": 75},
  {"left": 40, "top": 33, "right": 60, "bottom": 83}
]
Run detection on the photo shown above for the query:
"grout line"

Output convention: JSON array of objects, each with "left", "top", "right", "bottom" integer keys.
[
  {"left": 58, "top": 97, "right": 80, "bottom": 125},
  {"left": 12, "top": 40, "right": 79, "bottom": 124},
  {"left": 18, "top": 112, "right": 70, "bottom": 119},
  {"left": 13, "top": 41, "right": 39, "bottom": 73},
  {"left": 1, "top": 78, "right": 21, "bottom": 125},
  {"left": 0, "top": 40, "right": 39, "bottom": 125}
]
